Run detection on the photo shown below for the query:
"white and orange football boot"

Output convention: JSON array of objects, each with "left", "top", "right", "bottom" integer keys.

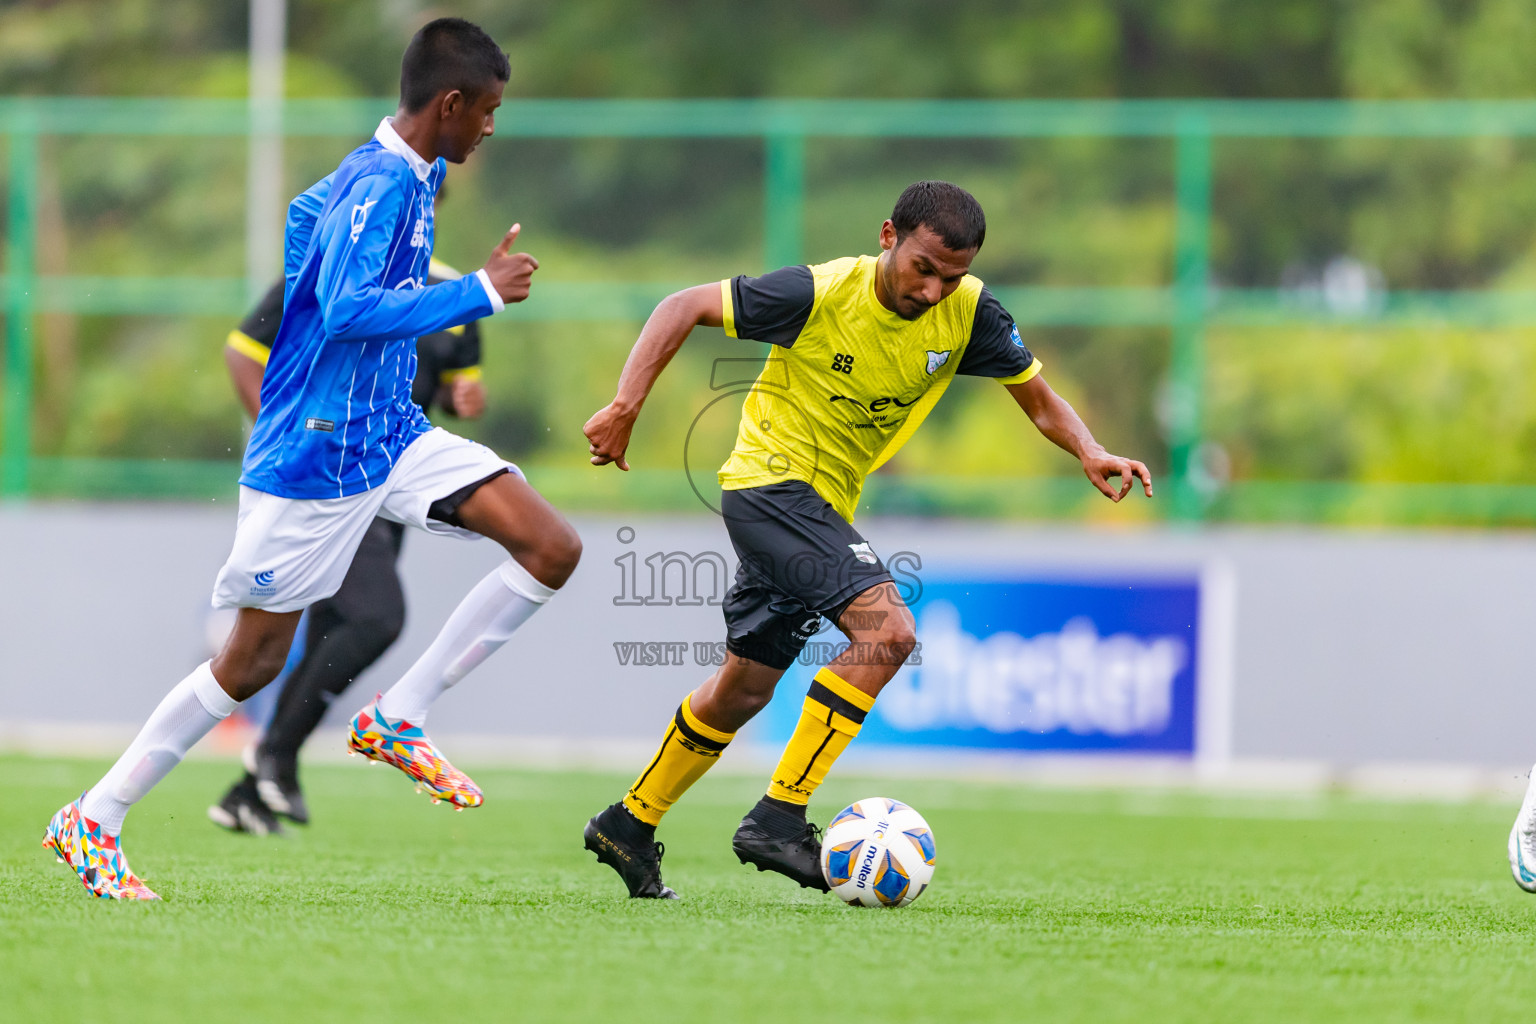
[
  {"left": 43, "top": 795, "right": 159, "bottom": 900},
  {"left": 347, "top": 696, "right": 483, "bottom": 809}
]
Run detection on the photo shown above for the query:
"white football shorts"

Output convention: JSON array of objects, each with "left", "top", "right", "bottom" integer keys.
[{"left": 212, "top": 427, "right": 521, "bottom": 613}]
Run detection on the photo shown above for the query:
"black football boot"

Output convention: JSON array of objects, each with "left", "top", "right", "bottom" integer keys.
[
  {"left": 583, "top": 802, "right": 680, "bottom": 899},
  {"left": 251, "top": 746, "right": 309, "bottom": 825},
  {"left": 731, "top": 796, "right": 830, "bottom": 891},
  {"left": 207, "top": 775, "right": 285, "bottom": 837}
]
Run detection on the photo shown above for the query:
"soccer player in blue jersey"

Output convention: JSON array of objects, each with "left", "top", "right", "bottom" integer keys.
[
  {"left": 209, "top": 223, "right": 492, "bottom": 836},
  {"left": 43, "top": 18, "right": 580, "bottom": 900}
]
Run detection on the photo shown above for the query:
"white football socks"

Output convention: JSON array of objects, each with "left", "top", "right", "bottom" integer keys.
[
  {"left": 80, "top": 661, "right": 240, "bottom": 835},
  {"left": 376, "top": 558, "right": 555, "bottom": 726}
]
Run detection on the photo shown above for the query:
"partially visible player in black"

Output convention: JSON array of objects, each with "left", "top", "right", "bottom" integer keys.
[{"left": 209, "top": 251, "right": 486, "bottom": 836}]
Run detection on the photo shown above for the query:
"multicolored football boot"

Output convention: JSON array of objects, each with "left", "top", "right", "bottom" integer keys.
[
  {"left": 42, "top": 795, "right": 159, "bottom": 900},
  {"left": 347, "top": 696, "right": 483, "bottom": 809}
]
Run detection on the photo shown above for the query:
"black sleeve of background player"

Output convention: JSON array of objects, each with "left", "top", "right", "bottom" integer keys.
[
  {"left": 236, "top": 280, "right": 286, "bottom": 347},
  {"left": 729, "top": 265, "right": 815, "bottom": 347},
  {"left": 451, "top": 317, "right": 481, "bottom": 370},
  {"left": 411, "top": 333, "right": 443, "bottom": 411},
  {"left": 411, "top": 319, "right": 482, "bottom": 413},
  {"left": 957, "top": 286, "right": 1036, "bottom": 378}
]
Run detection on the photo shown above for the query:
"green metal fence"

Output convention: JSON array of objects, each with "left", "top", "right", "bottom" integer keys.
[{"left": 6, "top": 97, "right": 1536, "bottom": 521}]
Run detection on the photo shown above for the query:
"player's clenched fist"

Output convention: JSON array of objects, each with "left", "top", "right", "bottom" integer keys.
[
  {"left": 449, "top": 376, "right": 485, "bottom": 419},
  {"left": 482, "top": 223, "right": 538, "bottom": 304},
  {"left": 584, "top": 401, "right": 636, "bottom": 471}
]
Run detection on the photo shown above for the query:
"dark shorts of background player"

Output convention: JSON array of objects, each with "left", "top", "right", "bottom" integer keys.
[{"left": 720, "top": 480, "right": 894, "bottom": 671}]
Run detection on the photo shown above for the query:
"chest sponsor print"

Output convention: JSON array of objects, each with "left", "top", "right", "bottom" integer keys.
[{"left": 828, "top": 391, "right": 921, "bottom": 429}]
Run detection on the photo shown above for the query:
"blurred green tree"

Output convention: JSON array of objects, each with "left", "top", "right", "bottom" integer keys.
[{"left": 1, "top": 0, "right": 1533, "bottom": 521}]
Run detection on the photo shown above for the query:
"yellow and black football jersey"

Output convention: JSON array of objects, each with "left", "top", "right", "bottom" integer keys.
[{"left": 717, "top": 254, "right": 1042, "bottom": 521}]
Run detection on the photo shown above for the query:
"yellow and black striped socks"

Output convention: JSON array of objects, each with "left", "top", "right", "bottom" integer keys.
[
  {"left": 623, "top": 692, "right": 736, "bottom": 827},
  {"left": 767, "top": 667, "right": 875, "bottom": 806}
]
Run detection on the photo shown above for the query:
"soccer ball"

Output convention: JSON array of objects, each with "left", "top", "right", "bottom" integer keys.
[{"left": 821, "top": 797, "right": 937, "bottom": 907}]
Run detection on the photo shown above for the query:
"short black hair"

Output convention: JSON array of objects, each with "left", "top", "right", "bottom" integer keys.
[
  {"left": 891, "top": 180, "right": 986, "bottom": 252},
  {"left": 399, "top": 18, "right": 511, "bottom": 114}
]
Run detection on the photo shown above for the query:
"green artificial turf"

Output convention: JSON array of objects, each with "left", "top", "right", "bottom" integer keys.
[{"left": 4, "top": 754, "right": 1534, "bottom": 1023}]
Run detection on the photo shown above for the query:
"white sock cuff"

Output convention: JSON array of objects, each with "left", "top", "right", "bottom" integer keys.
[
  {"left": 191, "top": 661, "right": 240, "bottom": 719},
  {"left": 498, "top": 558, "right": 557, "bottom": 603}
]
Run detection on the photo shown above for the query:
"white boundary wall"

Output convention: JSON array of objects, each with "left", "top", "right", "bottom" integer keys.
[{"left": 2, "top": 503, "right": 1534, "bottom": 794}]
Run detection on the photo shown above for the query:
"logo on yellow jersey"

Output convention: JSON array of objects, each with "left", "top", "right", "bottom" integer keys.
[
  {"left": 925, "top": 350, "right": 952, "bottom": 374},
  {"left": 829, "top": 393, "right": 919, "bottom": 415}
]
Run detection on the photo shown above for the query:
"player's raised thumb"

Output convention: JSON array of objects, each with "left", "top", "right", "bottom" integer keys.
[{"left": 493, "top": 223, "right": 521, "bottom": 257}]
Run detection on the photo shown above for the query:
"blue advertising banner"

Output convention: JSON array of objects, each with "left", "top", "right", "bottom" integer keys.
[{"left": 768, "top": 574, "right": 1203, "bottom": 754}]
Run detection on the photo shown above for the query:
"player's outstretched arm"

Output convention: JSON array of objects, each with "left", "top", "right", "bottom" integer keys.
[
  {"left": 1006, "top": 375, "right": 1153, "bottom": 502},
  {"left": 584, "top": 283, "right": 723, "bottom": 471}
]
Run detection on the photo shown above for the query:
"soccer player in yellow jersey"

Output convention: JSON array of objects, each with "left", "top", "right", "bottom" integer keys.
[{"left": 581, "top": 181, "right": 1153, "bottom": 898}]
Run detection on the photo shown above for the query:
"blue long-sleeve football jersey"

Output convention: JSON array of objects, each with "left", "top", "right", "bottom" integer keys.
[
  {"left": 241, "top": 119, "right": 501, "bottom": 499},
  {"left": 283, "top": 174, "right": 330, "bottom": 286}
]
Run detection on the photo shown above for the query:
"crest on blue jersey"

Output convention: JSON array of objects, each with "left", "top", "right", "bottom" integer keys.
[{"left": 350, "top": 198, "right": 376, "bottom": 242}]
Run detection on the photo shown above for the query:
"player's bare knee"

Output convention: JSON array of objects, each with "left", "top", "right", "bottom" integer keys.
[
  {"left": 524, "top": 522, "right": 582, "bottom": 589},
  {"left": 553, "top": 523, "right": 583, "bottom": 579},
  {"left": 213, "top": 643, "right": 288, "bottom": 702},
  {"left": 252, "top": 641, "right": 292, "bottom": 686},
  {"left": 732, "top": 683, "right": 775, "bottom": 718},
  {"left": 874, "top": 616, "right": 918, "bottom": 666},
  {"left": 712, "top": 664, "right": 778, "bottom": 722}
]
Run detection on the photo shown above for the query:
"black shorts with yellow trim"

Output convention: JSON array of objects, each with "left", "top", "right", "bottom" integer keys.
[{"left": 719, "top": 481, "right": 893, "bottom": 671}]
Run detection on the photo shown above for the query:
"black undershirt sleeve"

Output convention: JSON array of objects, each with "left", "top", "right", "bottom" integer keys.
[
  {"left": 235, "top": 280, "right": 286, "bottom": 347},
  {"left": 414, "top": 271, "right": 485, "bottom": 413},
  {"left": 456, "top": 318, "right": 482, "bottom": 370},
  {"left": 727, "top": 265, "right": 815, "bottom": 347},
  {"left": 411, "top": 334, "right": 446, "bottom": 411},
  {"left": 412, "top": 320, "right": 481, "bottom": 413},
  {"left": 957, "top": 286, "right": 1037, "bottom": 379}
]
